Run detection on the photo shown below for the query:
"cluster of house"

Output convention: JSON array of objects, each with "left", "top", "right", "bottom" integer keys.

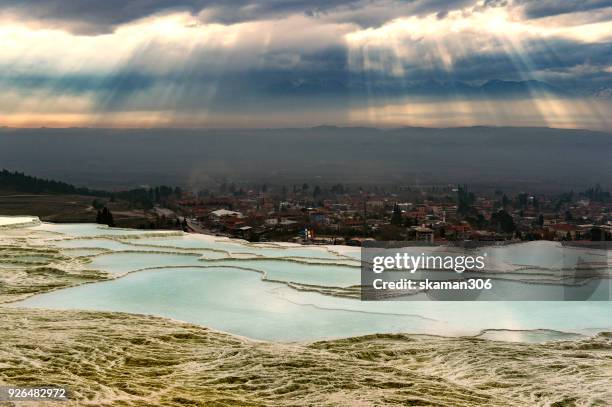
[{"left": 174, "top": 189, "right": 611, "bottom": 244}]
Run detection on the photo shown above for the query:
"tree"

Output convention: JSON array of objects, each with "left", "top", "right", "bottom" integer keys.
[
  {"left": 590, "top": 227, "right": 611, "bottom": 241},
  {"left": 491, "top": 210, "right": 515, "bottom": 234},
  {"left": 96, "top": 207, "right": 115, "bottom": 227},
  {"left": 404, "top": 217, "right": 416, "bottom": 227},
  {"left": 457, "top": 185, "right": 475, "bottom": 216},
  {"left": 517, "top": 192, "right": 528, "bottom": 208},
  {"left": 378, "top": 225, "right": 403, "bottom": 241},
  {"left": 391, "top": 205, "right": 403, "bottom": 225},
  {"left": 439, "top": 227, "right": 446, "bottom": 239},
  {"left": 104, "top": 207, "right": 115, "bottom": 227},
  {"left": 502, "top": 194, "right": 510, "bottom": 208}
]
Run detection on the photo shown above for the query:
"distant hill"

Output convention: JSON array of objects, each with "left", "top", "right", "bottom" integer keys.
[
  {"left": 0, "top": 169, "right": 179, "bottom": 209},
  {"left": 0, "top": 126, "right": 609, "bottom": 191},
  {"left": 0, "top": 169, "right": 104, "bottom": 195}
]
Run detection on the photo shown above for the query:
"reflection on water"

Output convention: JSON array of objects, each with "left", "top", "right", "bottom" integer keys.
[{"left": 16, "top": 266, "right": 612, "bottom": 342}]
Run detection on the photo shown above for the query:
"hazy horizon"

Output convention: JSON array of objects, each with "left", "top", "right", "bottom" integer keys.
[
  {"left": 1, "top": 126, "right": 610, "bottom": 191},
  {"left": 1, "top": 124, "right": 611, "bottom": 133}
]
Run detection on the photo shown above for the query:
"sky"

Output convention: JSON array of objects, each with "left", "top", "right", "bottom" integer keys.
[{"left": 0, "top": 0, "right": 611, "bottom": 129}]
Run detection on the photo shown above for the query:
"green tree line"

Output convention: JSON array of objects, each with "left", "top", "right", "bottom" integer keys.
[{"left": 0, "top": 169, "right": 181, "bottom": 209}]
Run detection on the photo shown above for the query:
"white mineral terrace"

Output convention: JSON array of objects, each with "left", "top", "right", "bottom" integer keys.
[{"left": 2, "top": 217, "right": 611, "bottom": 343}]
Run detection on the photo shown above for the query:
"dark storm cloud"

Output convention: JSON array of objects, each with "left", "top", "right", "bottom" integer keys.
[
  {"left": 1, "top": 72, "right": 155, "bottom": 95},
  {"left": 0, "top": 0, "right": 342, "bottom": 33},
  {"left": 442, "top": 40, "right": 612, "bottom": 81},
  {"left": 516, "top": 0, "right": 612, "bottom": 19},
  {"left": 0, "top": 0, "right": 473, "bottom": 33}
]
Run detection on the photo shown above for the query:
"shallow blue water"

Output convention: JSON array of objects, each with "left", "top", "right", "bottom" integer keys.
[{"left": 14, "top": 222, "right": 612, "bottom": 342}]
